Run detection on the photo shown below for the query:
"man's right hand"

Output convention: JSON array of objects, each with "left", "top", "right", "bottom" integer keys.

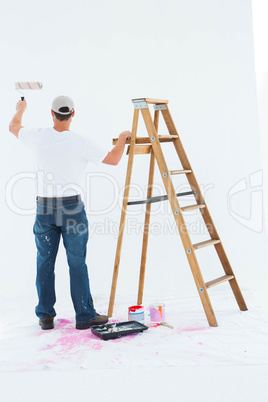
[
  {"left": 16, "top": 99, "right": 27, "bottom": 113},
  {"left": 9, "top": 100, "right": 27, "bottom": 138}
]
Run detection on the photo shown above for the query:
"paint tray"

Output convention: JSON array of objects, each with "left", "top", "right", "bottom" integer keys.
[{"left": 91, "top": 321, "right": 148, "bottom": 341}]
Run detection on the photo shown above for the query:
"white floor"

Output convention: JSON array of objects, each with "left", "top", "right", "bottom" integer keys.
[
  {"left": 1, "top": 365, "right": 268, "bottom": 402},
  {"left": 1, "top": 288, "right": 268, "bottom": 401}
]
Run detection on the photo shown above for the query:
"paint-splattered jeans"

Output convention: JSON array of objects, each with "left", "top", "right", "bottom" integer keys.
[{"left": 33, "top": 195, "right": 97, "bottom": 325}]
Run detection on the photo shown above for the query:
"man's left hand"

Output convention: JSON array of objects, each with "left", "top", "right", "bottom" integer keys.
[{"left": 119, "top": 131, "right": 132, "bottom": 141}]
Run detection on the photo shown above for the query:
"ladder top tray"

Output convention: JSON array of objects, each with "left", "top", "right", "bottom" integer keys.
[{"left": 132, "top": 98, "right": 169, "bottom": 104}]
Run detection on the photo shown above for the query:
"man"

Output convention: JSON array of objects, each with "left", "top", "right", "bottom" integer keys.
[{"left": 9, "top": 95, "right": 131, "bottom": 330}]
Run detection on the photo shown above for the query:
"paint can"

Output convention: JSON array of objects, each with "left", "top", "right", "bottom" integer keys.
[
  {"left": 150, "top": 303, "right": 165, "bottom": 322},
  {"left": 128, "top": 305, "right": 145, "bottom": 323}
]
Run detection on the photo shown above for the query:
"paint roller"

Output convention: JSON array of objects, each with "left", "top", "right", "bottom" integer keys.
[{"left": 15, "top": 82, "right": 43, "bottom": 100}]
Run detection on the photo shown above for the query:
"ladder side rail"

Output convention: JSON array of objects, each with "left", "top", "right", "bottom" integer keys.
[
  {"left": 141, "top": 106, "right": 218, "bottom": 327},
  {"left": 161, "top": 106, "right": 220, "bottom": 239},
  {"left": 108, "top": 108, "right": 139, "bottom": 317},
  {"left": 137, "top": 109, "right": 159, "bottom": 304},
  {"left": 162, "top": 106, "right": 247, "bottom": 312},
  {"left": 214, "top": 243, "right": 248, "bottom": 310}
]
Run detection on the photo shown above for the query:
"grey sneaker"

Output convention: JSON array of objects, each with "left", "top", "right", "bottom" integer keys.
[
  {"left": 76, "top": 314, "right": 108, "bottom": 330},
  {"left": 39, "top": 316, "right": 54, "bottom": 330}
]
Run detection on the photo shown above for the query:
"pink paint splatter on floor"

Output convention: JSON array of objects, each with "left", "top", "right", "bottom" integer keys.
[
  {"left": 42, "top": 329, "right": 103, "bottom": 355},
  {"left": 179, "top": 326, "right": 207, "bottom": 333},
  {"left": 111, "top": 333, "right": 138, "bottom": 343},
  {"left": 37, "top": 318, "right": 105, "bottom": 357},
  {"left": 42, "top": 344, "right": 54, "bottom": 350},
  {"left": 37, "top": 359, "right": 54, "bottom": 365},
  {"left": 39, "top": 316, "right": 151, "bottom": 362},
  {"left": 91, "top": 342, "right": 103, "bottom": 351},
  {"left": 56, "top": 334, "right": 86, "bottom": 347},
  {"left": 148, "top": 323, "right": 161, "bottom": 328},
  {"left": 55, "top": 318, "right": 72, "bottom": 330}
]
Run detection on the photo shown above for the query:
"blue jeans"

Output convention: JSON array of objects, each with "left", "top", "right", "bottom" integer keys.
[{"left": 33, "top": 195, "right": 97, "bottom": 325}]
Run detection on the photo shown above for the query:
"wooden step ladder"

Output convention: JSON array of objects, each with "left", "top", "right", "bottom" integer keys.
[{"left": 108, "top": 97, "right": 248, "bottom": 327}]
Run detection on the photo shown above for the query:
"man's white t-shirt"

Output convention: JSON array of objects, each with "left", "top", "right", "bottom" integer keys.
[{"left": 18, "top": 127, "right": 109, "bottom": 197}]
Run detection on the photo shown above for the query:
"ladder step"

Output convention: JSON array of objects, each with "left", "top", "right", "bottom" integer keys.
[
  {"left": 193, "top": 239, "right": 221, "bottom": 250},
  {"left": 169, "top": 169, "right": 192, "bottom": 175},
  {"left": 181, "top": 204, "right": 206, "bottom": 212},
  {"left": 113, "top": 135, "right": 178, "bottom": 145},
  {"left": 205, "top": 275, "right": 234, "bottom": 289}
]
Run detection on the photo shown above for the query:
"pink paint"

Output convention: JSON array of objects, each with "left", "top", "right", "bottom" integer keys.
[
  {"left": 56, "top": 335, "right": 82, "bottom": 347},
  {"left": 43, "top": 344, "right": 54, "bottom": 350},
  {"left": 180, "top": 326, "right": 206, "bottom": 332},
  {"left": 38, "top": 359, "right": 54, "bottom": 365},
  {"left": 92, "top": 342, "right": 103, "bottom": 351},
  {"left": 55, "top": 319, "right": 72, "bottom": 330},
  {"left": 55, "top": 332, "right": 103, "bottom": 351},
  {"left": 150, "top": 303, "right": 165, "bottom": 322},
  {"left": 148, "top": 323, "right": 162, "bottom": 328},
  {"left": 41, "top": 328, "right": 104, "bottom": 355},
  {"left": 111, "top": 334, "right": 137, "bottom": 343}
]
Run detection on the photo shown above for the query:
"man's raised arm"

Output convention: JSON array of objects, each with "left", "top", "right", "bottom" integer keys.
[{"left": 9, "top": 100, "right": 27, "bottom": 139}]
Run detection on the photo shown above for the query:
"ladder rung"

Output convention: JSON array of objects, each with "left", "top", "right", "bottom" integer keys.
[
  {"left": 181, "top": 204, "right": 206, "bottom": 212},
  {"left": 169, "top": 169, "right": 192, "bottom": 175},
  {"left": 126, "top": 145, "right": 151, "bottom": 155},
  {"left": 132, "top": 98, "right": 169, "bottom": 104},
  {"left": 205, "top": 275, "right": 234, "bottom": 289},
  {"left": 193, "top": 239, "right": 221, "bottom": 250},
  {"left": 113, "top": 135, "right": 178, "bottom": 145}
]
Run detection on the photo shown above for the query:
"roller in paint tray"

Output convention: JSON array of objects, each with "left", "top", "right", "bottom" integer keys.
[
  {"left": 91, "top": 321, "right": 149, "bottom": 341},
  {"left": 15, "top": 82, "right": 43, "bottom": 100}
]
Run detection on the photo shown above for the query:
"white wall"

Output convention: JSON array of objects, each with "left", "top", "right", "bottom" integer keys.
[
  {"left": 251, "top": 0, "right": 268, "bottom": 308},
  {"left": 1, "top": 0, "right": 267, "bottom": 311},
  {"left": 252, "top": 0, "right": 268, "bottom": 237}
]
